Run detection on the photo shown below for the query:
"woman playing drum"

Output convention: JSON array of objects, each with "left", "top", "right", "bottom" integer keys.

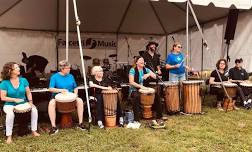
[
  {"left": 209, "top": 59, "right": 241, "bottom": 111},
  {"left": 89, "top": 66, "right": 123, "bottom": 128},
  {"left": 0, "top": 62, "right": 40, "bottom": 144},
  {"left": 48, "top": 60, "right": 85, "bottom": 134},
  {"left": 129, "top": 56, "right": 164, "bottom": 126}
]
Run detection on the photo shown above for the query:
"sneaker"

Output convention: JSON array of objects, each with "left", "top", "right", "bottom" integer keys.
[
  {"left": 247, "top": 99, "right": 252, "bottom": 104},
  {"left": 217, "top": 103, "right": 224, "bottom": 111},
  {"left": 98, "top": 121, "right": 104, "bottom": 129},
  {"left": 132, "top": 121, "right": 141, "bottom": 129},
  {"left": 77, "top": 123, "right": 87, "bottom": 131},
  {"left": 157, "top": 120, "right": 165, "bottom": 127},
  {"left": 119, "top": 117, "right": 124, "bottom": 127},
  {"left": 49, "top": 127, "right": 58, "bottom": 135},
  {"left": 244, "top": 101, "right": 248, "bottom": 107}
]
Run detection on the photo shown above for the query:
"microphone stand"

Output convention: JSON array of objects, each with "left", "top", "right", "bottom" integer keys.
[{"left": 125, "top": 37, "right": 133, "bottom": 65}]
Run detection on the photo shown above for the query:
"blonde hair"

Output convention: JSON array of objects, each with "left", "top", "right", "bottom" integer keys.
[
  {"left": 58, "top": 60, "right": 71, "bottom": 71},
  {"left": 91, "top": 66, "right": 103, "bottom": 75}
]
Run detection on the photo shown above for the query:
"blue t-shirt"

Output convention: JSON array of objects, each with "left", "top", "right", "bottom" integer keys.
[
  {"left": 0, "top": 77, "right": 29, "bottom": 106},
  {"left": 129, "top": 67, "right": 151, "bottom": 92},
  {"left": 49, "top": 72, "right": 77, "bottom": 97},
  {"left": 166, "top": 52, "right": 185, "bottom": 74}
]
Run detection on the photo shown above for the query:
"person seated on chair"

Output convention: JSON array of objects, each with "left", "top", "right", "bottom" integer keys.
[
  {"left": 229, "top": 58, "right": 251, "bottom": 109},
  {"left": 48, "top": 60, "right": 85, "bottom": 135},
  {"left": 129, "top": 56, "right": 164, "bottom": 127},
  {"left": 0, "top": 62, "right": 40, "bottom": 144},
  {"left": 89, "top": 66, "right": 124, "bottom": 128},
  {"left": 209, "top": 59, "right": 234, "bottom": 111}
]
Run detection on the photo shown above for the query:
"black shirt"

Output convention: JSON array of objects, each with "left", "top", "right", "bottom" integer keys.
[
  {"left": 89, "top": 76, "right": 111, "bottom": 94},
  {"left": 141, "top": 51, "right": 160, "bottom": 72},
  {"left": 229, "top": 67, "right": 249, "bottom": 81},
  {"left": 210, "top": 69, "right": 228, "bottom": 82}
]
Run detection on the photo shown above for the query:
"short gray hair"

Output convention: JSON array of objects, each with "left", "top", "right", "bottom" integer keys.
[
  {"left": 91, "top": 66, "right": 103, "bottom": 75},
  {"left": 59, "top": 60, "right": 71, "bottom": 71}
]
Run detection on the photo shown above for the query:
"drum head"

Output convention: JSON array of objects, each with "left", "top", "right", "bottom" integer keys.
[
  {"left": 240, "top": 82, "right": 252, "bottom": 87},
  {"left": 55, "top": 92, "right": 77, "bottom": 102},
  {"left": 102, "top": 89, "right": 118, "bottom": 94},
  {"left": 139, "top": 87, "right": 155, "bottom": 94},
  {"left": 223, "top": 83, "right": 237, "bottom": 87},
  {"left": 182, "top": 80, "right": 204, "bottom": 84},
  {"left": 14, "top": 102, "right": 32, "bottom": 112},
  {"left": 163, "top": 81, "right": 179, "bottom": 86}
]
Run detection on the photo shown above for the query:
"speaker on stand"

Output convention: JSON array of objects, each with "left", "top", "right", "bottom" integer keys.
[{"left": 224, "top": 9, "right": 239, "bottom": 62}]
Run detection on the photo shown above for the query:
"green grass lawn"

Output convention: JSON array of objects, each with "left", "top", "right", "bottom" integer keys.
[{"left": 1, "top": 99, "right": 252, "bottom": 151}]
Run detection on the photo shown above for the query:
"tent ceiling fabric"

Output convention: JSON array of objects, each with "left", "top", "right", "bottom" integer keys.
[
  {"left": 0, "top": 0, "right": 250, "bottom": 34},
  {"left": 168, "top": 0, "right": 252, "bottom": 9}
]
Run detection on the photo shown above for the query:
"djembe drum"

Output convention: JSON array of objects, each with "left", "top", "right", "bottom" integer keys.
[
  {"left": 55, "top": 92, "right": 77, "bottom": 128},
  {"left": 182, "top": 80, "right": 203, "bottom": 114},
  {"left": 163, "top": 81, "right": 180, "bottom": 114},
  {"left": 240, "top": 82, "right": 252, "bottom": 96},
  {"left": 102, "top": 89, "right": 118, "bottom": 127},
  {"left": 139, "top": 87, "right": 155, "bottom": 119},
  {"left": 223, "top": 83, "right": 237, "bottom": 111},
  {"left": 14, "top": 102, "right": 32, "bottom": 136}
]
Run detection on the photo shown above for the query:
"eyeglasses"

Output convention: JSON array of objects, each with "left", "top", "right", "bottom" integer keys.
[
  {"left": 12, "top": 65, "right": 20, "bottom": 70},
  {"left": 220, "top": 62, "right": 226, "bottom": 65},
  {"left": 177, "top": 46, "right": 182, "bottom": 48}
]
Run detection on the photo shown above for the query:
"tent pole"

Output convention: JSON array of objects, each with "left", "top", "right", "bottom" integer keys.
[
  {"left": 56, "top": 0, "right": 60, "bottom": 71},
  {"left": 186, "top": 0, "right": 189, "bottom": 80},
  {"left": 66, "top": 0, "right": 69, "bottom": 61},
  {"left": 72, "top": 0, "right": 92, "bottom": 131},
  {"left": 187, "top": 0, "right": 208, "bottom": 51}
]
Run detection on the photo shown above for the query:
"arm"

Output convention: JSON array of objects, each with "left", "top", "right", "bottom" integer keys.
[
  {"left": 89, "top": 81, "right": 111, "bottom": 90},
  {"left": 25, "top": 86, "right": 33, "bottom": 104},
  {"left": 209, "top": 77, "right": 221, "bottom": 85},
  {"left": 157, "top": 65, "right": 162, "bottom": 75},
  {"left": 0, "top": 90, "right": 23, "bottom": 103},
  {"left": 129, "top": 74, "right": 146, "bottom": 89},
  {"left": 166, "top": 63, "right": 179, "bottom": 69}
]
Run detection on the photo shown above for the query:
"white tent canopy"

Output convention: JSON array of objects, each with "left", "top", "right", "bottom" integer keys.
[
  {"left": 1, "top": 0, "right": 252, "bottom": 73},
  {"left": 168, "top": 0, "right": 252, "bottom": 9},
  {"left": 0, "top": 0, "right": 244, "bottom": 35}
]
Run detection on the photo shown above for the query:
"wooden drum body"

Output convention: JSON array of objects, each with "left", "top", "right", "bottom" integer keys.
[
  {"left": 102, "top": 89, "right": 118, "bottom": 127},
  {"left": 164, "top": 82, "right": 180, "bottom": 114},
  {"left": 182, "top": 80, "right": 203, "bottom": 114},
  {"left": 139, "top": 88, "right": 155, "bottom": 119},
  {"left": 14, "top": 102, "right": 32, "bottom": 136},
  {"left": 55, "top": 92, "right": 77, "bottom": 128},
  {"left": 223, "top": 83, "right": 237, "bottom": 98}
]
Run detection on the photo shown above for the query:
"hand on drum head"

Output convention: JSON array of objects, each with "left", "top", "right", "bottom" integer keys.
[
  {"left": 61, "top": 89, "right": 69, "bottom": 94},
  {"left": 15, "top": 98, "right": 24, "bottom": 103},
  {"left": 140, "top": 86, "right": 148, "bottom": 90},
  {"left": 107, "top": 86, "right": 113, "bottom": 90}
]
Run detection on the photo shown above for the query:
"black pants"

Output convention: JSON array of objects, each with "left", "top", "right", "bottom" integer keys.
[
  {"left": 95, "top": 93, "right": 123, "bottom": 122},
  {"left": 130, "top": 91, "right": 162, "bottom": 121}
]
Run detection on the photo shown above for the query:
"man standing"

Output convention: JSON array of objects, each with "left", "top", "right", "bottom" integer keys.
[
  {"left": 141, "top": 41, "right": 162, "bottom": 75},
  {"left": 141, "top": 42, "right": 165, "bottom": 121}
]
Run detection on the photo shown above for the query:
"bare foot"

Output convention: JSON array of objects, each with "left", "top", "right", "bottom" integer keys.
[
  {"left": 6, "top": 136, "right": 12, "bottom": 144},
  {"left": 32, "top": 131, "right": 40, "bottom": 137}
]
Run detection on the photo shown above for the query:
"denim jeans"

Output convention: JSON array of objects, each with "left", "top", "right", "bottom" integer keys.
[{"left": 169, "top": 72, "right": 186, "bottom": 81}]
